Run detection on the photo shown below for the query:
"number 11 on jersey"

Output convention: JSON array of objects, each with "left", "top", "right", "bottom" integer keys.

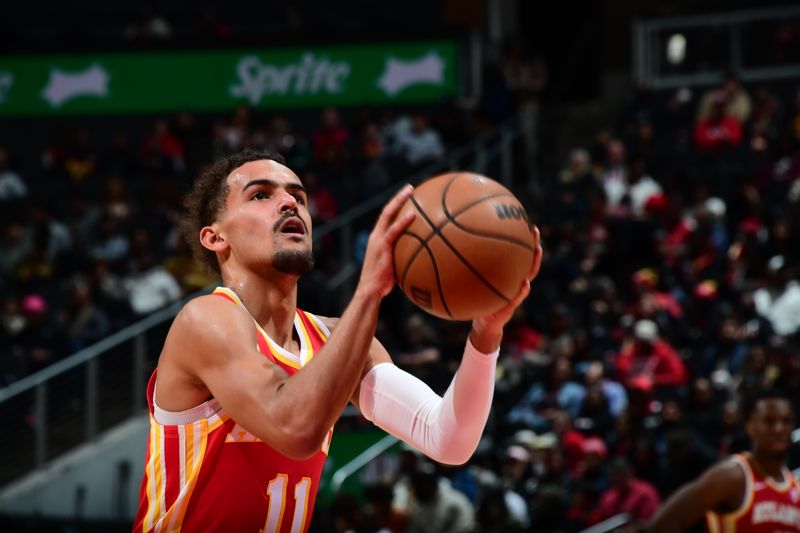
[{"left": 261, "top": 475, "right": 311, "bottom": 533}]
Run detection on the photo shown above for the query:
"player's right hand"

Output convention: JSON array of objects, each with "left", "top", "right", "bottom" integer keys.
[{"left": 357, "top": 184, "right": 415, "bottom": 299}]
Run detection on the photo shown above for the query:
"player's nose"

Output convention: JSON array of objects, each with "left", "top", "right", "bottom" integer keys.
[{"left": 277, "top": 189, "right": 298, "bottom": 212}]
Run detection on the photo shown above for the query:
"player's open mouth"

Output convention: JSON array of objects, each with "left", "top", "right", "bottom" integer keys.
[{"left": 278, "top": 217, "right": 306, "bottom": 235}]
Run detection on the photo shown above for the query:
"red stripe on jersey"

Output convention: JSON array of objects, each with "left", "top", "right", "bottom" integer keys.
[{"left": 162, "top": 425, "right": 181, "bottom": 513}]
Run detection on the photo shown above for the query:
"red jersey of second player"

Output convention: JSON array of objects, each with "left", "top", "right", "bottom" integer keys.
[
  {"left": 706, "top": 453, "right": 800, "bottom": 533},
  {"left": 133, "top": 287, "right": 333, "bottom": 533}
]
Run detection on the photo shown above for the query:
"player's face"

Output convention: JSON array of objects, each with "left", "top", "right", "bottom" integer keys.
[
  {"left": 220, "top": 159, "right": 314, "bottom": 275},
  {"left": 747, "top": 398, "right": 794, "bottom": 460}
]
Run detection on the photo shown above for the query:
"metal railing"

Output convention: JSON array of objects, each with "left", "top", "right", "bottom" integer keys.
[
  {"left": 0, "top": 110, "right": 535, "bottom": 487},
  {"left": 579, "top": 514, "right": 632, "bottom": 533},
  {"left": 330, "top": 434, "right": 399, "bottom": 493},
  {"left": 633, "top": 5, "right": 800, "bottom": 89}
]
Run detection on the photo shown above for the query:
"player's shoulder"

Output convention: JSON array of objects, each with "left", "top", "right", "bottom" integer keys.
[
  {"left": 172, "top": 294, "right": 255, "bottom": 341},
  {"left": 179, "top": 293, "right": 246, "bottom": 320},
  {"left": 703, "top": 455, "right": 748, "bottom": 487}
]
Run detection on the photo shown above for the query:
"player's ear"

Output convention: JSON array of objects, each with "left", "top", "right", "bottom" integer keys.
[{"left": 200, "top": 224, "right": 228, "bottom": 254}]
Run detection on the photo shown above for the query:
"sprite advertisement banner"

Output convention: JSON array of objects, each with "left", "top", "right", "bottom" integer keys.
[{"left": 0, "top": 40, "right": 458, "bottom": 116}]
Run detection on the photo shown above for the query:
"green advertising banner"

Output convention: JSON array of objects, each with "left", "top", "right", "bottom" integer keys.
[{"left": 0, "top": 41, "right": 458, "bottom": 116}]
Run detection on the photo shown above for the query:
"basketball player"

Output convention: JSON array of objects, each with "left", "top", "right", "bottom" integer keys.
[
  {"left": 648, "top": 389, "right": 799, "bottom": 532},
  {"left": 133, "top": 149, "right": 542, "bottom": 532}
]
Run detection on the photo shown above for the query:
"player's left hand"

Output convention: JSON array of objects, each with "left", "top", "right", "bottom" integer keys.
[{"left": 470, "top": 226, "right": 542, "bottom": 352}]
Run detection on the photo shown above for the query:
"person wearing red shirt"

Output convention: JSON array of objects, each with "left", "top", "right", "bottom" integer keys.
[
  {"left": 596, "top": 458, "right": 661, "bottom": 526},
  {"left": 615, "top": 319, "right": 689, "bottom": 393},
  {"left": 694, "top": 92, "right": 743, "bottom": 152}
]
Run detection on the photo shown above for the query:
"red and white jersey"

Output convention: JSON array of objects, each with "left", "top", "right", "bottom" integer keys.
[
  {"left": 706, "top": 453, "right": 800, "bottom": 533},
  {"left": 133, "top": 287, "right": 333, "bottom": 533}
]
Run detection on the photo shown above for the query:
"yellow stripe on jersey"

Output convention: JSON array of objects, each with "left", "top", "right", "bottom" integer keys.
[
  {"left": 296, "top": 316, "right": 314, "bottom": 366},
  {"left": 303, "top": 312, "right": 330, "bottom": 341},
  {"left": 142, "top": 417, "right": 214, "bottom": 533},
  {"left": 255, "top": 326, "right": 301, "bottom": 370},
  {"left": 143, "top": 417, "right": 158, "bottom": 532},
  {"left": 705, "top": 512, "right": 719, "bottom": 533},
  {"left": 172, "top": 419, "right": 209, "bottom": 532},
  {"left": 143, "top": 420, "right": 166, "bottom": 532}
]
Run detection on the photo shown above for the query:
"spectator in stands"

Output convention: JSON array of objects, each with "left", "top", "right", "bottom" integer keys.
[
  {"left": 395, "top": 113, "right": 445, "bottom": 170},
  {"left": 394, "top": 313, "right": 445, "bottom": 390},
  {"left": 595, "top": 458, "right": 660, "bottom": 527},
  {"left": 626, "top": 159, "right": 662, "bottom": 217},
  {"left": 220, "top": 105, "right": 253, "bottom": 154},
  {"left": 253, "top": 114, "right": 311, "bottom": 171},
  {"left": 583, "top": 361, "right": 628, "bottom": 419},
  {"left": 508, "top": 356, "right": 586, "bottom": 433},
  {"left": 102, "top": 176, "right": 135, "bottom": 223},
  {"left": 122, "top": 232, "right": 182, "bottom": 316},
  {"left": 407, "top": 466, "right": 475, "bottom": 533},
  {"left": 753, "top": 254, "right": 800, "bottom": 336},
  {"left": 1, "top": 219, "right": 32, "bottom": 278},
  {"left": 601, "top": 139, "right": 629, "bottom": 212},
  {"left": 125, "top": 10, "right": 173, "bottom": 40},
  {"left": 89, "top": 215, "right": 130, "bottom": 268},
  {"left": 0, "top": 147, "right": 27, "bottom": 203},
  {"left": 62, "top": 278, "right": 110, "bottom": 351},
  {"left": 139, "top": 118, "right": 186, "bottom": 176},
  {"left": 697, "top": 73, "right": 752, "bottom": 123},
  {"left": 614, "top": 319, "right": 688, "bottom": 397},
  {"left": 29, "top": 204, "right": 72, "bottom": 266},
  {"left": 474, "top": 486, "right": 525, "bottom": 533},
  {"left": 694, "top": 91, "right": 744, "bottom": 152},
  {"left": 359, "top": 121, "right": 392, "bottom": 197},
  {"left": 16, "top": 294, "right": 66, "bottom": 374},
  {"left": 501, "top": 305, "right": 544, "bottom": 362},
  {"left": 302, "top": 169, "right": 338, "bottom": 226},
  {"left": 312, "top": 107, "right": 351, "bottom": 173}
]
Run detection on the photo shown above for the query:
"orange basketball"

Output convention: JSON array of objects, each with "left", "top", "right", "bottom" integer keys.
[{"left": 393, "top": 172, "right": 536, "bottom": 321}]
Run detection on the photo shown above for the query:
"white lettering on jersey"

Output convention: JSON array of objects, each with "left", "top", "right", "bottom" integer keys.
[{"left": 752, "top": 501, "right": 800, "bottom": 527}]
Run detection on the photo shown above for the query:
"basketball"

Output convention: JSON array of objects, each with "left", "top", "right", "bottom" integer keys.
[{"left": 393, "top": 172, "right": 536, "bottom": 321}]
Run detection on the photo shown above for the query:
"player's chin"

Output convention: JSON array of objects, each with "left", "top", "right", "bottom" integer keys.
[{"left": 767, "top": 441, "right": 790, "bottom": 456}]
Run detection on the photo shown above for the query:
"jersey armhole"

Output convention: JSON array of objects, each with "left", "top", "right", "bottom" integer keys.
[{"left": 725, "top": 455, "right": 754, "bottom": 520}]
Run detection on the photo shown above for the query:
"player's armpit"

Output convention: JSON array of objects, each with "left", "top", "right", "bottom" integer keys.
[
  {"left": 161, "top": 296, "right": 315, "bottom": 459},
  {"left": 647, "top": 458, "right": 745, "bottom": 532},
  {"left": 316, "top": 315, "right": 391, "bottom": 408}
]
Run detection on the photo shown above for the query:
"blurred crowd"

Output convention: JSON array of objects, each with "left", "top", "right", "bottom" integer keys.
[
  {"left": 320, "top": 75, "right": 800, "bottom": 533},
  {"left": 0, "top": 102, "right": 468, "bottom": 384},
  {"left": 1, "top": 38, "right": 799, "bottom": 531}
]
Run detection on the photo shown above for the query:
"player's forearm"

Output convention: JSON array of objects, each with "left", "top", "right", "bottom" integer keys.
[
  {"left": 359, "top": 338, "right": 498, "bottom": 465},
  {"left": 276, "top": 287, "right": 381, "bottom": 452},
  {"left": 469, "top": 321, "right": 503, "bottom": 353}
]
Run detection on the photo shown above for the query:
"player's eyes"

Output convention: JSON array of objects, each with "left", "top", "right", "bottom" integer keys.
[
  {"left": 251, "top": 191, "right": 270, "bottom": 201},
  {"left": 293, "top": 194, "right": 306, "bottom": 205}
]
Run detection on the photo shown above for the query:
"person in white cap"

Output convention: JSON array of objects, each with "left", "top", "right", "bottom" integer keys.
[{"left": 615, "top": 319, "right": 688, "bottom": 396}]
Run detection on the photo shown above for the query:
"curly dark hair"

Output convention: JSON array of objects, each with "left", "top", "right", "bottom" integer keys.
[{"left": 182, "top": 148, "right": 286, "bottom": 275}]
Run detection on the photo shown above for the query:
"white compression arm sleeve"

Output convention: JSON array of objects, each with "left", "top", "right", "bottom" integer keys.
[{"left": 358, "top": 339, "right": 499, "bottom": 465}]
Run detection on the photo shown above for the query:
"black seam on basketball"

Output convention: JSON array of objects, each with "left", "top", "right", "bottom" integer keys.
[
  {"left": 398, "top": 230, "right": 428, "bottom": 288},
  {"left": 411, "top": 196, "right": 511, "bottom": 303},
  {"left": 417, "top": 193, "right": 516, "bottom": 246},
  {"left": 449, "top": 193, "right": 516, "bottom": 219},
  {"left": 397, "top": 230, "right": 452, "bottom": 318},
  {"left": 440, "top": 190, "right": 535, "bottom": 251},
  {"left": 447, "top": 218, "right": 535, "bottom": 251}
]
